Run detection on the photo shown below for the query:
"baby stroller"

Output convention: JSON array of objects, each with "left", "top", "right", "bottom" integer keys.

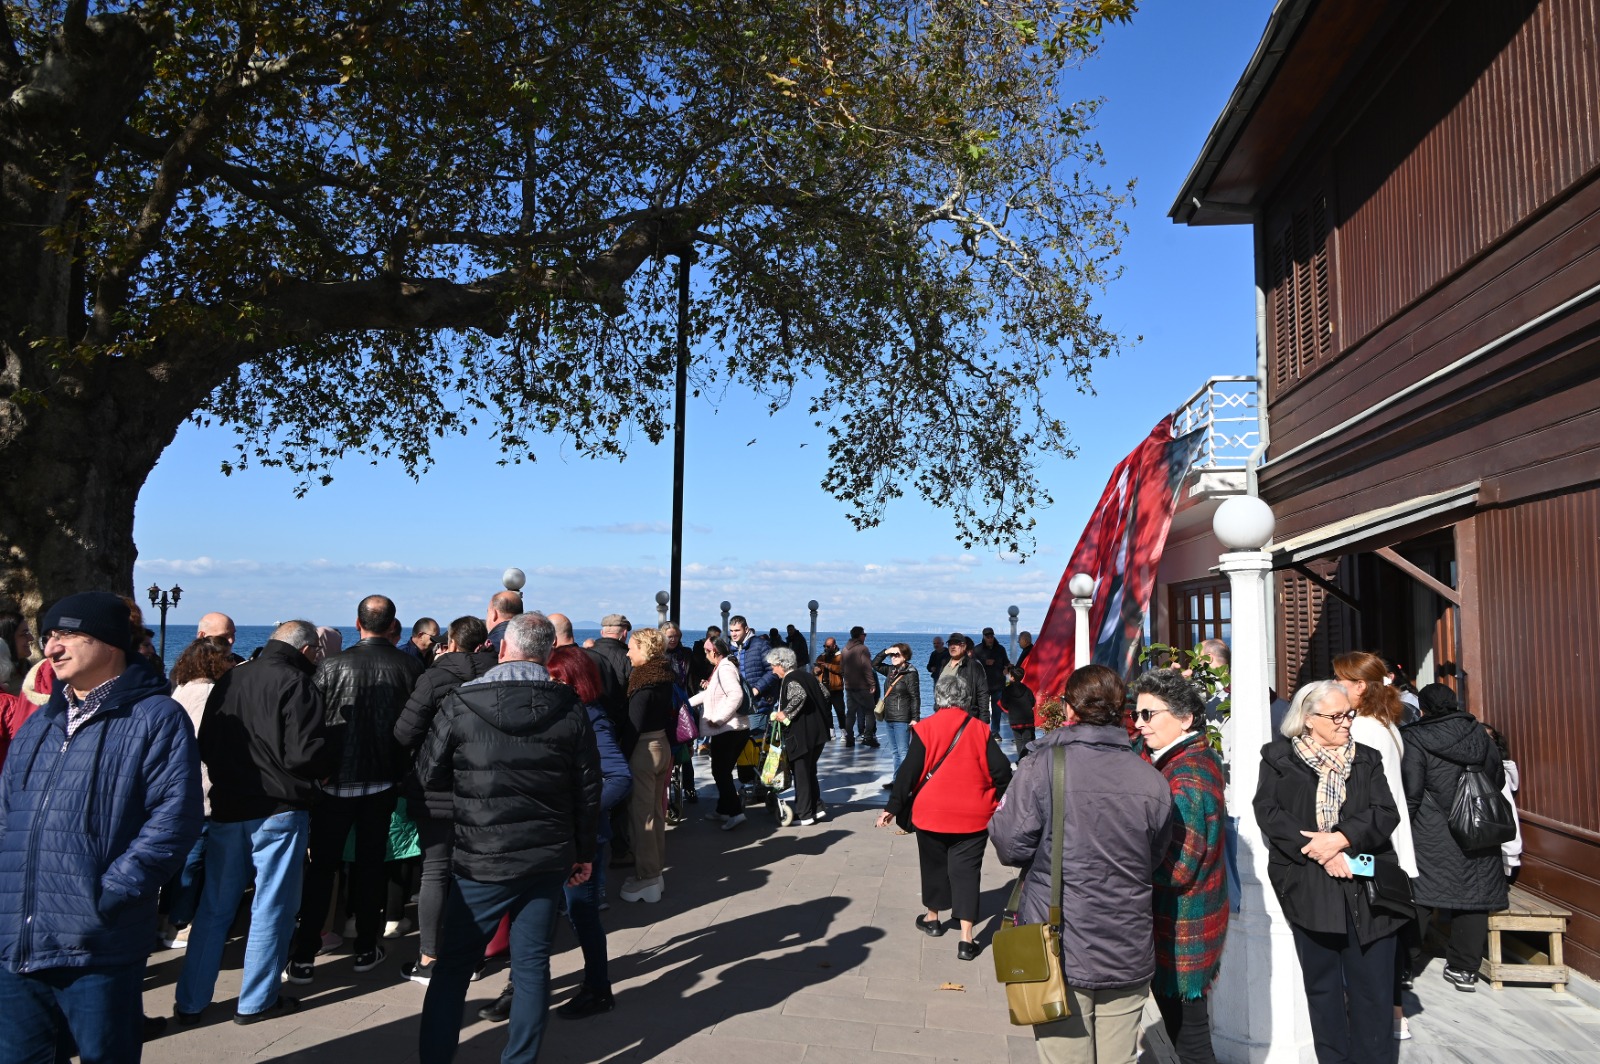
[{"left": 742, "top": 722, "right": 794, "bottom": 826}]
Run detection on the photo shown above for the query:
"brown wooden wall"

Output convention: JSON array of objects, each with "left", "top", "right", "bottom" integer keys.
[
  {"left": 1475, "top": 485, "right": 1600, "bottom": 976},
  {"left": 1274, "top": 558, "right": 1356, "bottom": 697}
]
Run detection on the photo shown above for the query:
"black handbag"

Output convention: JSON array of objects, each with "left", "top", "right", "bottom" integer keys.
[
  {"left": 1446, "top": 763, "right": 1517, "bottom": 851},
  {"left": 1363, "top": 858, "right": 1416, "bottom": 919},
  {"left": 895, "top": 716, "right": 972, "bottom": 832}
]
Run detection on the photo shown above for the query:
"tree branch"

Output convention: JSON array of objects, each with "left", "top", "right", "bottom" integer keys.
[{"left": 0, "top": 6, "right": 22, "bottom": 87}]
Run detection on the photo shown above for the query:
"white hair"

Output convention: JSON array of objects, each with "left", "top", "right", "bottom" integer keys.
[{"left": 1280, "top": 680, "right": 1349, "bottom": 738}]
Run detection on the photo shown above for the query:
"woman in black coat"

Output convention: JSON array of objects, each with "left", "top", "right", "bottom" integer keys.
[
  {"left": 767, "top": 646, "right": 830, "bottom": 824},
  {"left": 1402, "top": 683, "right": 1508, "bottom": 992},
  {"left": 1255, "top": 679, "right": 1408, "bottom": 1064}
]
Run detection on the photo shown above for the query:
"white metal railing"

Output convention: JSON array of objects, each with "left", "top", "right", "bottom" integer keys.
[{"left": 1172, "top": 375, "right": 1259, "bottom": 470}]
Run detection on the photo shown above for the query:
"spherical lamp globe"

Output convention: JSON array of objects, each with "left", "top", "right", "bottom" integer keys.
[
  {"left": 502, "top": 567, "right": 527, "bottom": 592},
  {"left": 1213, "top": 496, "right": 1276, "bottom": 551},
  {"left": 1068, "top": 573, "right": 1095, "bottom": 599}
]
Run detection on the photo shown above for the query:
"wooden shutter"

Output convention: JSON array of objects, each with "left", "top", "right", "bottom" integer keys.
[
  {"left": 1275, "top": 558, "right": 1355, "bottom": 697},
  {"left": 1269, "top": 193, "right": 1335, "bottom": 392}
]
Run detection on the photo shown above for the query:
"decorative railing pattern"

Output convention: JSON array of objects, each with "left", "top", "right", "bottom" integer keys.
[{"left": 1172, "top": 376, "right": 1260, "bottom": 471}]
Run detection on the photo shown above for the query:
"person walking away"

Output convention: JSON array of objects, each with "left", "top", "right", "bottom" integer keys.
[
  {"left": 289, "top": 595, "right": 424, "bottom": 983},
  {"left": 879, "top": 672, "right": 1012, "bottom": 960},
  {"left": 974, "top": 627, "right": 1010, "bottom": 728},
  {"left": 174, "top": 620, "right": 335, "bottom": 1025},
  {"left": 872, "top": 643, "right": 921, "bottom": 782},
  {"left": 690, "top": 637, "right": 751, "bottom": 830},
  {"left": 999, "top": 666, "right": 1036, "bottom": 761},
  {"left": 1402, "top": 683, "right": 1508, "bottom": 994},
  {"left": 392, "top": 616, "right": 498, "bottom": 984},
  {"left": 814, "top": 637, "right": 848, "bottom": 740},
  {"left": 989, "top": 664, "right": 1172, "bottom": 1064},
  {"left": 0, "top": 592, "right": 202, "bottom": 1064},
  {"left": 1255, "top": 680, "right": 1407, "bottom": 1064},
  {"left": 160, "top": 637, "right": 239, "bottom": 948},
  {"left": 620, "top": 628, "right": 675, "bottom": 903},
  {"left": 840, "top": 626, "right": 879, "bottom": 747},
  {"left": 785, "top": 624, "right": 809, "bottom": 666},
  {"left": 416, "top": 612, "right": 600, "bottom": 1064},
  {"left": 767, "top": 647, "right": 831, "bottom": 824},
  {"left": 1335, "top": 651, "right": 1419, "bottom": 1038},
  {"left": 1131, "top": 671, "right": 1227, "bottom": 1064}
]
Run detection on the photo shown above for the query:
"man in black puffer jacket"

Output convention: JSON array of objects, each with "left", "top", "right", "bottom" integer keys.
[
  {"left": 1402, "top": 683, "right": 1509, "bottom": 992},
  {"left": 416, "top": 611, "right": 601, "bottom": 1064},
  {"left": 392, "top": 614, "right": 498, "bottom": 981},
  {"left": 288, "top": 594, "right": 423, "bottom": 982}
]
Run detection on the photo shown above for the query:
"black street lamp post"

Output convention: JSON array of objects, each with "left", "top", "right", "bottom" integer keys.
[{"left": 147, "top": 583, "right": 183, "bottom": 664}]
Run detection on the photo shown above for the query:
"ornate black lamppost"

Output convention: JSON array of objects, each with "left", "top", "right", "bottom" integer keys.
[{"left": 147, "top": 583, "right": 183, "bottom": 663}]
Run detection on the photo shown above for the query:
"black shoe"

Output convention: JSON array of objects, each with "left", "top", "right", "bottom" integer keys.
[
  {"left": 1442, "top": 966, "right": 1479, "bottom": 992},
  {"left": 283, "top": 960, "right": 313, "bottom": 985},
  {"left": 915, "top": 914, "right": 945, "bottom": 938},
  {"left": 234, "top": 997, "right": 300, "bottom": 1025},
  {"left": 479, "top": 982, "right": 514, "bottom": 1022},
  {"left": 684, "top": 790, "right": 699, "bottom": 804},
  {"left": 352, "top": 945, "right": 386, "bottom": 972},
  {"left": 557, "top": 984, "right": 615, "bottom": 1020},
  {"left": 863, "top": 739, "right": 880, "bottom": 748},
  {"left": 173, "top": 1006, "right": 204, "bottom": 1027},
  {"left": 957, "top": 940, "right": 980, "bottom": 962},
  {"left": 843, "top": 736, "right": 855, "bottom": 747},
  {"left": 142, "top": 1015, "right": 168, "bottom": 1041},
  {"left": 402, "top": 959, "right": 434, "bottom": 985}
]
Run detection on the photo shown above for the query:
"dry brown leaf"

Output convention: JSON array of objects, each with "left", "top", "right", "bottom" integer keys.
[{"left": 937, "top": 982, "right": 965, "bottom": 992}]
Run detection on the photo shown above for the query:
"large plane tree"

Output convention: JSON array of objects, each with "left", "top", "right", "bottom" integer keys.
[{"left": 0, "top": 0, "right": 1135, "bottom": 613}]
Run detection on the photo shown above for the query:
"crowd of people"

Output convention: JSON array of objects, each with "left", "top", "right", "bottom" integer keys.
[{"left": 0, "top": 590, "right": 1525, "bottom": 1064}]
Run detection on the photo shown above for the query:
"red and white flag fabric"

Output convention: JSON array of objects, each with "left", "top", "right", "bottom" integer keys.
[{"left": 1024, "top": 415, "right": 1204, "bottom": 711}]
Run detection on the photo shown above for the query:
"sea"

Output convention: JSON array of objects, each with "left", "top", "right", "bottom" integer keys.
[{"left": 163, "top": 627, "right": 1025, "bottom": 718}]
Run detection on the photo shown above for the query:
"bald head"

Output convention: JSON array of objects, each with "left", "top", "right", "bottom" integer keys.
[
  {"left": 197, "top": 612, "right": 236, "bottom": 646},
  {"left": 549, "top": 613, "right": 575, "bottom": 647},
  {"left": 486, "top": 590, "right": 524, "bottom": 628},
  {"left": 356, "top": 595, "right": 397, "bottom": 638}
]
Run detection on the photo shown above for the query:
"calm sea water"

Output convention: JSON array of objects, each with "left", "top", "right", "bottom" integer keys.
[{"left": 164, "top": 627, "right": 1026, "bottom": 717}]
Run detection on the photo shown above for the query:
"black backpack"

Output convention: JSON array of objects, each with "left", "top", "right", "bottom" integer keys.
[{"left": 1446, "top": 762, "right": 1517, "bottom": 852}]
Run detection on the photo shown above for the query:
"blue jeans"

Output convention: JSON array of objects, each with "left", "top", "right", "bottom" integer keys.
[
  {"left": 0, "top": 962, "right": 143, "bottom": 1064},
  {"left": 882, "top": 721, "right": 911, "bottom": 775},
  {"left": 175, "top": 810, "right": 309, "bottom": 1016},
  {"left": 162, "top": 826, "right": 208, "bottom": 927},
  {"left": 564, "top": 842, "right": 610, "bottom": 991},
  {"left": 420, "top": 872, "right": 566, "bottom": 1064}
]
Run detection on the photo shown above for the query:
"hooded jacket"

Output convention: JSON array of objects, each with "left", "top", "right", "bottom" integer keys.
[
  {"left": 872, "top": 653, "right": 921, "bottom": 723},
  {"left": 200, "top": 639, "right": 336, "bottom": 822},
  {"left": 313, "top": 637, "right": 424, "bottom": 786},
  {"left": 418, "top": 672, "right": 601, "bottom": 882},
  {"left": 1401, "top": 710, "right": 1509, "bottom": 911},
  {"left": 989, "top": 723, "right": 1174, "bottom": 990},
  {"left": 1253, "top": 737, "right": 1410, "bottom": 944},
  {"left": 0, "top": 664, "right": 201, "bottom": 972},
  {"left": 393, "top": 649, "right": 500, "bottom": 820}
]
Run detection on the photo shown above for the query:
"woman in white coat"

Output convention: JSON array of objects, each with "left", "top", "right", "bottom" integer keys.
[
  {"left": 1335, "top": 652, "right": 1418, "bottom": 1042},
  {"left": 690, "top": 636, "right": 751, "bottom": 830}
]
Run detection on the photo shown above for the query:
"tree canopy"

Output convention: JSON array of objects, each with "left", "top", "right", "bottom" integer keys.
[{"left": 0, "top": 0, "right": 1135, "bottom": 612}]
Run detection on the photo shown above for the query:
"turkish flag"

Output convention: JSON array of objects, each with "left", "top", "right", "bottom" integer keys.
[{"left": 1025, "top": 416, "right": 1203, "bottom": 717}]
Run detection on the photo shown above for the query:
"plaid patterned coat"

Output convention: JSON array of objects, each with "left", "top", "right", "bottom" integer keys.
[{"left": 1152, "top": 730, "right": 1229, "bottom": 1000}]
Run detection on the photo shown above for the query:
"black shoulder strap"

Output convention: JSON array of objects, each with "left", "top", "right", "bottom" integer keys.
[{"left": 920, "top": 715, "right": 973, "bottom": 787}]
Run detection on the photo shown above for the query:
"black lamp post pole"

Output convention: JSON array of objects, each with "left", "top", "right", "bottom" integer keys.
[
  {"left": 669, "top": 254, "right": 691, "bottom": 626},
  {"left": 146, "top": 583, "right": 183, "bottom": 664}
]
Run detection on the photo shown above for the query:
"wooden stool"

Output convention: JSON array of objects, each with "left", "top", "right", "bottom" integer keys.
[{"left": 1481, "top": 885, "right": 1570, "bottom": 991}]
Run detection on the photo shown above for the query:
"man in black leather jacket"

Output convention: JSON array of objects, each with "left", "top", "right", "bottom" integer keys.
[{"left": 286, "top": 594, "right": 423, "bottom": 982}]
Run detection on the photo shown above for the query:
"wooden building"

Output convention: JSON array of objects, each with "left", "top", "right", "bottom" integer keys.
[{"left": 1173, "top": 0, "right": 1600, "bottom": 977}]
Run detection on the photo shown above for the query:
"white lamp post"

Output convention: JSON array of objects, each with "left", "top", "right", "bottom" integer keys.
[
  {"left": 655, "top": 590, "right": 670, "bottom": 627},
  {"left": 502, "top": 568, "right": 526, "bottom": 592},
  {"left": 1068, "top": 573, "right": 1094, "bottom": 669},
  {"left": 1007, "top": 604, "right": 1020, "bottom": 655},
  {"left": 1208, "top": 495, "right": 1312, "bottom": 1064}
]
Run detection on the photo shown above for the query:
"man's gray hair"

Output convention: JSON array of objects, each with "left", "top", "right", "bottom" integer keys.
[
  {"left": 765, "top": 646, "right": 797, "bottom": 671},
  {"left": 1280, "top": 679, "right": 1349, "bottom": 738},
  {"left": 1131, "top": 669, "right": 1206, "bottom": 723},
  {"left": 504, "top": 611, "right": 556, "bottom": 663},
  {"left": 271, "top": 619, "right": 320, "bottom": 650}
]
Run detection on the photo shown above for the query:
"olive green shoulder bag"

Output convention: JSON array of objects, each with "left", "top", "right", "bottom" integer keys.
[{"left": 991, "top": 744, "right": 1070, "bottom": 1025}]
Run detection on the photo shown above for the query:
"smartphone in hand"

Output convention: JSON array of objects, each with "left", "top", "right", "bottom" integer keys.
[{"left": 1348, "top": 853, "right": 1376, "bottom": 877}]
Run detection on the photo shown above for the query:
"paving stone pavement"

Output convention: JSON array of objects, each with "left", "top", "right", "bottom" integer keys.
[{"left": 137, "top": 737, "right": 1600, "bottom": 1064}]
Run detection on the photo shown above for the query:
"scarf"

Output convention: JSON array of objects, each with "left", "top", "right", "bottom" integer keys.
[
  {"left": 1292, "top": 735, "right": 1354, "bottom": 831},
  {"left": 628, "top": 657, "right": 675, "bottom": 696}
]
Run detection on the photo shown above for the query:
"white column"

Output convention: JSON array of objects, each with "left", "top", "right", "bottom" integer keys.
[
  {"left": 1069, "top": 573, "right": 1094, "bottom": 669},
  {"left": 1209, "top": 500, "right": 1314, "bottom": 1063}
]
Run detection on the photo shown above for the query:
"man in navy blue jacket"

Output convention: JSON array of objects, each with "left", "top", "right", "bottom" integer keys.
[{"left": 0, "top": 591, "right": 202, "bottom": 1064}]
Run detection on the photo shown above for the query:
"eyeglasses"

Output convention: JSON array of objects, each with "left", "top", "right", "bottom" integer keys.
[
  {"left": 1311, "top": 709, "right": 1357, "bottom": 724},
  {"left": 44, "top": 630, "right": 93, "bottom": 646},
  {"left": 887, "top": 652, "right": 903, "bottom": 658},
  {"left": 1131, "top": 707, "right": 1172, "bottom": 724}
]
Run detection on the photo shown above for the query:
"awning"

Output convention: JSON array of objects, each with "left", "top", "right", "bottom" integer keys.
[{"left": 1270, "top": 482, "right": 1480, "bottom": 566}]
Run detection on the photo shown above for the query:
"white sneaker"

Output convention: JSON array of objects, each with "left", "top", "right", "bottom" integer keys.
[
  {"left": 1394, "top": 1017, "right": 1411, "bottom": 1041},
  {"left": 384, "top": 917, "right": 414, "bottom": 939},
  {"left": 705, "top": 811, "right": 730, "bottom": 822},
  {"left": 813, "top": 807, "right": 829, "bottom": 821},
  {"left": 618, "top": 876, "right": 663, "bottom": 903},
  {"left": 342, "top": 916, "right": 357, "bottom": 939},
  {"left": 721, "top": 813, "right": 747, "bottom": 831}
]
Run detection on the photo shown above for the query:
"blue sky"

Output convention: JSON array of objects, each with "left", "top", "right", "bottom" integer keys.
[{"left": 132, "top": 2, "right": 1275, "bottom": 632}]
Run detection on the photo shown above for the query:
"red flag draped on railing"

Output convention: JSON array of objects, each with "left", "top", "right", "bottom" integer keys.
[{"left": 1025, "top": 416, "right": 1204, "bottom": 712}]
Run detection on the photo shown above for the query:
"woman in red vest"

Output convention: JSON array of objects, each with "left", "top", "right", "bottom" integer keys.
[{"left": 876, "top": 673, "right": 1013, "bottom": 960}]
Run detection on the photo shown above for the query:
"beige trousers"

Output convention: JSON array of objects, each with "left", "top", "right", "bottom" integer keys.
[
  {"left": 1033, "top": 982, "right": 1149, "bottom": 1064},
  {"left": 628, "top": 731, "right": 672, "bottom": 880}
]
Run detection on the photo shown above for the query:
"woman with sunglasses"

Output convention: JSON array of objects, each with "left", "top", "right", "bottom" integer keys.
[
  {"left": 872, "top": 642, "right": 921, "bottom": 780},
  {"left": 1129, "top": 670, "right": 1226, "bottom": 1064},
  {"left": 1254, "top": 680, "right": 1408, "bottom": 1064}
]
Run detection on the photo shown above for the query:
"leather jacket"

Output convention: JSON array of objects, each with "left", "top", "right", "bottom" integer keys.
[{"left": 314, "top": 637, "right": 424, "bottom": 786}]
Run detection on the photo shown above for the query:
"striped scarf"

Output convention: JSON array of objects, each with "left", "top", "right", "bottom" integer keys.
[{"left": 1292, "top": 735, "right": 1354, "bottom": 831}]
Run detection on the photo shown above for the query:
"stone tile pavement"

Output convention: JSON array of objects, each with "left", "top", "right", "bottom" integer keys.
[{"left": 136, "top": 739, "right": 1600, "bottom": 1063}]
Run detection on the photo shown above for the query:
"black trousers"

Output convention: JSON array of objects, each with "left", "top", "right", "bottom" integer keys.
[
  {"left": 1440, "top": 909, "right": 1490, "bottom": 973},
  {"left": 827, "top": 689, "right": 847, "bottom": 731},
  {"left": 915, "top": 829, "right": 987, "bottom": 923},
  {"left": 416, "top": 814, "right": 454, "bottom": 959},
  {"left": 293, "top": 789, "right": 396, "bottom": 961},
  {"left": 709, "top": 730, "right": 748, "bottom": 816},
  {"left": 1290, "top": 911, "right": 1398, "bottom": 1064},
  {"left": 789, "top": 748, "right": 822, "bottom": 820},
  {"left": 1012, "top": 725, "right": 1036, "bottom": 759},
  {"left": 1155, "top": 994, "right": 1218, "bottom": 1064}
]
